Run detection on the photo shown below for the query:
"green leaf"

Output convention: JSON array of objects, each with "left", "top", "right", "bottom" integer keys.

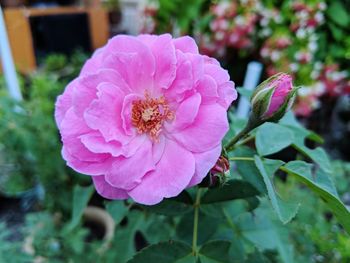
[
  {"left": 245, "top": 250, "right": 271, "bottom": 263},
  {"left": 105, "top": 201, "right": 128, "bottom": 224},
  {"left": 254, "top": 156, "right": 300, "bottom": 224},
  {"left": 279, "top": 112, "right": 324, "bottom": 144},
  {"left": 127, "top": 240, "right": 193, "bottom": 263},
  {"left": 327, "top": 1, "right": 349, "bottom": 27},
  {"left": 141, "top": 214, "right": 175, "bottom": 244},
  {"left": 113, "top": 211, "right": 148, "bottom": 262},
  {"left": 228, "top": 238, "right": 246, "bottom": 262},
  {"left": 256, "top": 122, "right": 294, "bottom": 156},
  {"left": 235, "top": 206, "right": 294, "bottom": 263},
  {"left": 292, "top": 144, "right": 332, "bottom": 173},
  {"left": 201, "top": 180, "right": 259, "bottom": 204},
  {"left": 278, "top": 116, "right": 331, "bottom": 172},
  {"left": 142, "top": 191, "right": 193, "bottom": 216},
  {"left": 231, "top": 147, "right": 266, "bottom": 195},
  {"left": 66, "top": 185, "right": 94, "bottom": 231},
  {"left": 282, "top": 161, "right": 350, "bottom": 234},
  {"left": 199, "top": 240, "right": 235, "bottom": 263},
  {"left": 329, "top": 22, "right": 344, "bottom": 41},
  {"left": 177, "top": 212, "right": 219, "bottom": 246}
]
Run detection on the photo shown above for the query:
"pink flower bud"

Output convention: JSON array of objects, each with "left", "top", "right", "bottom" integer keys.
[
  {"left": 211, "top": 156, "right": 230, "bottom": 175},
  {"left": 251, "top": 73, "right": 297, "bottom": 122},
  {"left": 200, "top": 156, "right": 230, "bottom": 188}
]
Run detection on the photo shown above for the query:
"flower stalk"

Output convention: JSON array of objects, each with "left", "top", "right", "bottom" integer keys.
[
  {"left": 225, "top": 115, "right": 262, "bottom": 152},
  {"left": 192, "top": 187, "right": 202, "bottom": 256},
  {"left": 226, "top": 72, "right": 297, "bottom": 152}
]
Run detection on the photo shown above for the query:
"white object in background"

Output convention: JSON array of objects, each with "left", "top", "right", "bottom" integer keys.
[
  {"left": 119, "top": 0, "right": 147, "bottom": 35},
  {"left": 0, "top": 6, "right": 22, "bottom": 101},
  {"left": 236, "top": 61, "right": 263, "bottom": 118}
]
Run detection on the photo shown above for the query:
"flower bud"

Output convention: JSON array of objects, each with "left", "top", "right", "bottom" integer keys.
[
  {"left": 203, "top": 156, "right": 231, "bottom": 188},
  {"left": 251, "top": 72, "right": 297, "bottom": 122},
  {"left": 211, "top": 156, "right": 230, "bottom": 175}
]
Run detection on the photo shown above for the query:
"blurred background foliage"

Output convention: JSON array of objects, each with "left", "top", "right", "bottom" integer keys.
[{"left": 0, "top": 0, "right": 349, "bottom": 262}]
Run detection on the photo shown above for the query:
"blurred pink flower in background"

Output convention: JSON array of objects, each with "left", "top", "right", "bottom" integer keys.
[
  {"left": 199, "top": 0, "right": 259, "bottom": 57},
  {"left": 55, "top": 34, "right": 237, "bottom": 205},
  {"left": 319, "top": 64, "right": 350, "bottom": 97}
]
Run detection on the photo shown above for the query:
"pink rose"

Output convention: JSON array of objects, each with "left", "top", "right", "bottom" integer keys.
[
  {"left": 251, "top": 73, "right": 296, "bottom": 121},
  {"left": 55, "top": 34, "right": 237, "bottom": 205}
]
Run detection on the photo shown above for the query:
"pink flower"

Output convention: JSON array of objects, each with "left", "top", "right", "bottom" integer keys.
[
  {"left": 251, "top": 73, "right": 296, "bottom": 121},
  {"left": 294, "top": 95, "right": 318, "bottom": 117},
  {"left": 55, "top": 34, "right": 237, "bottom": 205}
]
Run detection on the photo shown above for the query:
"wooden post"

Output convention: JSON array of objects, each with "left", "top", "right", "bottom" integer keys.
[{"left": 0, "top": 6, "right": 22, "bottom": 101}]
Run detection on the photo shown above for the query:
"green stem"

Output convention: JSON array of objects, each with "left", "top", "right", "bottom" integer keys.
[
  {"left": 225, "top": 115, "right": 264, "bottom": 152},
  {"left": 229, "top": 157, "right": 255, "bottom": 161},
  {"left": 192, "top": 187, "right": 202, "bottom": 256},
  {"left": 225, "top": 126, "right": 250, "bottom": 152},
  {"left": 234, "top": 134, "right": 255, "bottom": 148}
]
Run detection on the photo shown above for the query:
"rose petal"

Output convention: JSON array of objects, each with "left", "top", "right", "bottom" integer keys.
[
  {"left": 79, "top": 47, "right": 104, "bottom": 76},
  {"left": 173, "top": 36, "right": 199, "bottom": 54},
  {"left": 55, "top": 79, "right": 77, "bottom": 128},
  {"left": 102, "top": 35, "right": 155, "bottom": 92},
  {"left": 128, "top": 139, "right": 195, "bottom": 205},
  {"left": 186, "top": 53, "right": 204, "bottom": 86},
  {"left": 62, "top": 146, "right": 112, "bottom": 176},
  {"left": 152, "top": 135, "right": 166, "bottom": 164},
  {"left": 105, "top": 139, "right": 155, "bottom": 190},
  {"left": 92, "top": 175, "right": 129, "bottom": 199},
  {"left": 120, "top": 93, "right": 143, "bottom": 136},
  {"left": 204, "top": 64, "right": 230, "bottom": 85},
  {"left": 60, "top": 108, "right": 110, "bottom": 162},
  {"left": 84, "top": 83, "right": 130, "bottom": 143},
  {"left": 196, "top": 75, "right": 219, "bottom": 105},
  {"left": 171, "top": 104, "right": 229, "bottom": 152},
  {"left": 187, "top": 144, "right": 222, "bottom": 187},
  {"left": 73, "top": 69, "right": 130, "bottom": 117},
  {"left": 165, "top": 50, "right": 193, "bottom": 102},
  {"left": 217, "top": 81, "right": 237, "bottom": 110},
  {"left": 166, "top": 93, "right": 201, "bottom": 132},
  {"left": 80, "top": 132, "right": 123, "bottom": 157},
  {"left": 138, "top": 34, "right": 177, "bottom": 90}
]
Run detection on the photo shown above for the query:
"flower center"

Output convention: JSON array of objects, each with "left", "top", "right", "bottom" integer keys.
[{"left": 131, "top": 92, "right": 174, "bottom": 141}]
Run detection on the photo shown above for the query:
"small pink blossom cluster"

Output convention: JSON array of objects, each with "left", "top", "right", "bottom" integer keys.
[
  {"left": 260, "top": 1, "right": 326, "bottom": 79},
  {"left": 258, "top": 7, "right": 283, "bottom": 38},
  {"left": 141, "top": 0, "right": 348, "bottom": 118},
  {"left": 259, "top": 35, "right": 292, "bottom": 76},
  {"left": 294, "top": 63, "right": 350, "bottom": 117},
  {"left": 290, "top": 1, "right": 326, "bottom": 32},
  {"left": 318, "top": 64, "right": 350, "bottom": 97},
  {"left": 294, "top": 83, "right": 325, "bottom": 117},
  {"left": 199, "top": 0, "right": 259, "bottom": 57}
]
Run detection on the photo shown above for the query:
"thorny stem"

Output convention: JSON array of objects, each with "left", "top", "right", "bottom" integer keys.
[{"left": 192, "top": 187, "right": 202, "bottom": 256}]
